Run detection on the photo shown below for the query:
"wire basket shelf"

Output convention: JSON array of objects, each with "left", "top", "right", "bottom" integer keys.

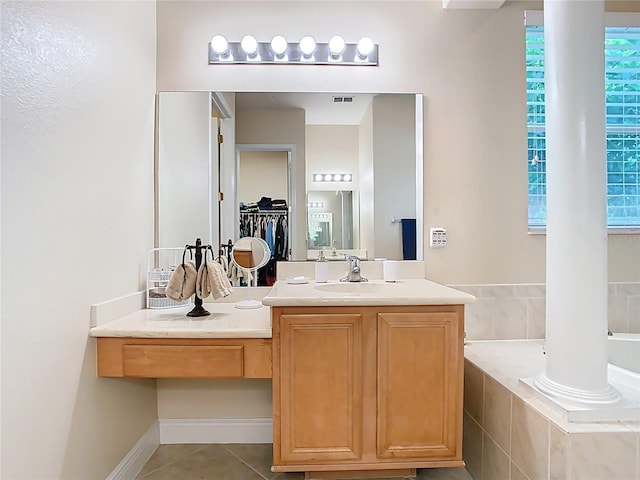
[{"left": 147, "top": 248, "right": 192, "bottom": 309}]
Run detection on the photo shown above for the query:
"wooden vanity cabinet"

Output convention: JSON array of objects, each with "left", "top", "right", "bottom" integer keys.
[{"left": 271, "top": 305, "right": 465, "bottom": 476}]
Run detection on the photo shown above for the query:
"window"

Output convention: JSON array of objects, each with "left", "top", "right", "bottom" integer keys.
[{"left": 525, "top": 14, "right": 640, "bottom": 229}]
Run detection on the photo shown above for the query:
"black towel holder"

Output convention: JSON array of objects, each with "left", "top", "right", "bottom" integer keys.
[{"left": 184, "top": 238, "right": 214, "bottom": 317}]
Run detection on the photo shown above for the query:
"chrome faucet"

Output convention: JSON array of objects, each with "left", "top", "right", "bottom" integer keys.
[{"left": 340, "top": 255, "right": 368, "bottom": 283}]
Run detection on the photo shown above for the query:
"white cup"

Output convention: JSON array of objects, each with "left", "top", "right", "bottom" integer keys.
[{"left": 383, "top": 260, "right": 397, "bottom": 282}]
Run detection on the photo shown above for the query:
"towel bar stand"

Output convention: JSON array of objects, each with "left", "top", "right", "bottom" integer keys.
[{"left": 185, "top": 238, "right": 214, "bottom": 318}]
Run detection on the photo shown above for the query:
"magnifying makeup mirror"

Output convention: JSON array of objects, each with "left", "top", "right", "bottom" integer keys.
[{"left": 231, "top": 236, "right": 271, "bottom": 309}]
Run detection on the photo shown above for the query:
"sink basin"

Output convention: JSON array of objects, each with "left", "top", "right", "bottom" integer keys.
[{"left": 313, "top": 282, "right": 393, "bottom": 294}]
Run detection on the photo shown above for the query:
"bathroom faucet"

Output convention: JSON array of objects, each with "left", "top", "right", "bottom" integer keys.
[{"left": 340, "top": 255, "right": 368, "bottom": 283}]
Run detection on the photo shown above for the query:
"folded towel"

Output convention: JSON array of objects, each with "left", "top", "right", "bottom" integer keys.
[
  {"left": 197, "top": 261, "right": 233, "bottom": 300},
  {"left": 165, "top": 261, "right": 197, "bottom": 301}
]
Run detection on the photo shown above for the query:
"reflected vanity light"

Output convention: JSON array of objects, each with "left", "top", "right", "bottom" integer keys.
[
  {"left": 208, "top": 35, "right": 378, "bottom": 65},
  {"left": 313, "top": 173, "right": 352, "bottom": 183},
  {"left": 308, "top": 202, "right": 324, "bottom": 208}
]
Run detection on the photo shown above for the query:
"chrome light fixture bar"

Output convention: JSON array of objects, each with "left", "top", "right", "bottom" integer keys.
[{"left": 209, "top": 35, "right": 378, "bottom": 66}]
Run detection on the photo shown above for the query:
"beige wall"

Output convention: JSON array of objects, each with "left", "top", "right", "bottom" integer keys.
[
  {"left": 156, "top": 0, "right": 640, "bottom": 284},
  {"left": 158, "top": 379, "right": 273, "bottom": 418},
  {"left": 372, "top": 94, "right": 417, "bottom": 260},
  {"left": 306, "top": 125, "right": 360, "bottom": 191},
  {"left": 1, "top": 1, "right": 158, "bottom": 478},
  {"left": 239, "top": 151, "right": 289, "bottom": 204}
]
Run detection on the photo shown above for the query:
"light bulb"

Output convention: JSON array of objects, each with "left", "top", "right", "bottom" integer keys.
[
  {"left": 356, "top": 36, "right": 374, "bottom": 58},
  {"left": 314, "top": 173, "right": 323, "bottom": 182},
  {"left": 324, "top": 174, "right": 333, "bottom": 182},
  {"left": 240, "top": 35, "right": 258, "bottom": 56},
  {"left": 271, "top": 35, "right": 287, "bottom": 57},
  {"left": 299, "top": 36, "right": 316, "bottom": 57},
  {"left": 343, "top": 173, "right": 352, "bottom": 182},
  {"left": 328, "top": 35, "right": 345, "bottom": 57},
  {"left": 333, "top": 174, "right": 343, "bottom": 181},
  {"left": 211, "top": 35, "right": 229, "bottom": 55}
]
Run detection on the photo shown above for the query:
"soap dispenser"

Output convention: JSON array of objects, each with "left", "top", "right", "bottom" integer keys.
[{"left": 315, "top": 250, "right": 329, "bottom": 283}]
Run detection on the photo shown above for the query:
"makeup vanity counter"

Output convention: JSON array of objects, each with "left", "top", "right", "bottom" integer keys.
[{"left": 90, "top": 296, "right": 272, "bottom": 379}]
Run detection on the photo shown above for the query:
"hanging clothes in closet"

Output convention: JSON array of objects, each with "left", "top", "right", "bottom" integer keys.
[{"left": 239, "top": 211, "right": 288, "bottom": 286}]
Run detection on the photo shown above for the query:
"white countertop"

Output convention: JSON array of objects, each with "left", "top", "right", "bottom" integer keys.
[
  {"left": 262, "top": 279, "right": 476, "bottom": 307},
  {"left": 90, "top": 278, "right": 474, "bottom": 338},
  {"left": 89, "top": 303, "right": 272, "bottom": 338}
]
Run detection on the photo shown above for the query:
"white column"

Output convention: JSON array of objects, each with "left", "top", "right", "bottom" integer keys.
[{"left": 534, "top": 0, "right": 621, "bottom": 405}]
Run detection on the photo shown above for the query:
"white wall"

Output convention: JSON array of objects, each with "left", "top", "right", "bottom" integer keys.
[
  {"left": 156, "top": 0, "right": 640, "bottom": 284},
  {"left": 157, "top": 92, "right": 211, "bottom": 247},
  {"left": 1, "top": 2, "right": 158, "bottom": 478}
]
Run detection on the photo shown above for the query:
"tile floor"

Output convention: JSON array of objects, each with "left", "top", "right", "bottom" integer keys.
[{"left": 136, "top": 444, "right": 473, "bottom": 480}]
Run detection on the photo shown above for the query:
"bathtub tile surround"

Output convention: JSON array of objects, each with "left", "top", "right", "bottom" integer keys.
[
  {"left": 462, "top": 344, "right": 640, "bottom": 480},
  {"left": 452, "top": 282, "right": 640, "bottom": 340},
  {"left": 511, "top": 397, "right": 549, "bottom": 480}
]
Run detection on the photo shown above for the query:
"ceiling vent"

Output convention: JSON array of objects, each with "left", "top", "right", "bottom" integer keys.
[{"left": 333, "top": 96, "right": 354, "bottom": 103}]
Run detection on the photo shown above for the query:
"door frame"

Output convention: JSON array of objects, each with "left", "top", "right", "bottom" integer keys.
[{"left": 235, "top": 144, "right": 298, "bottom": 260}]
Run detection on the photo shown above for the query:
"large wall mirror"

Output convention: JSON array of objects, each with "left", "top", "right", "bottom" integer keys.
[{"left": 156, "top": 91, "right": 423, "bottom": 262}]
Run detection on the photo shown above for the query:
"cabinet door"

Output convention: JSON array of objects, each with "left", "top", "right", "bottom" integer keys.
[
  {"left": 377, "top": 312, "right": 462, "bottom": 460},
  {"left": 279, "top": 313, "right": 364, "bottom": 464}
]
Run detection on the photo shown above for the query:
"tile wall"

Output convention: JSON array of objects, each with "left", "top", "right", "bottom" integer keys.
[
  {"left": 463, "top": 359, "right": 640, "bottom": 480},
  {"left": 450, "top": 282, "right": 640, "bottom": 341}
]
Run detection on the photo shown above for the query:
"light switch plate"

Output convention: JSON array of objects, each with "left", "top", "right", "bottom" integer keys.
[{"left": 429, "top": 227, "right": 447, "bottom": 248}]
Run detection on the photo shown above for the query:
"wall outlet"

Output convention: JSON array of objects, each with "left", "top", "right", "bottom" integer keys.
[{"left": 429, "top": 227, "right": 447, "bottom": 248}]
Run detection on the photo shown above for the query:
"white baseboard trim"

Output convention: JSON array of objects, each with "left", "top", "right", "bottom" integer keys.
[
  {"left": 159, "top": 418, "right": 273, "bottom": 444},
  {"left": 106, "top": 421, "right": 160, "bottom": 480}
]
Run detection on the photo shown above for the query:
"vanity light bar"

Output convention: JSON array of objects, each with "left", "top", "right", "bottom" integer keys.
[
  {"left": 209, "top": 35, "right": 378, "bottom": 66},
  {"left": 313, "top": 173, "right": 353, "bottom": 182},
  {"left": 308, "top": 202, "right": 325, "bottom": 208}
]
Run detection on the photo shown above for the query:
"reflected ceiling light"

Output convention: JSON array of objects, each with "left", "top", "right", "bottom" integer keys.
[
  {"left": 328, "top": 35, "right": 346, "bottom": 58},
  {"left": 299, "top": 36, "right": 316, "bottom": 58},
  {"left": 313, "top": 173, "right": 353, "bottom": 183},
  {"left": 356, "top": 36, "right": 374, "bottom": 59},
  {"left": 240, "top": 35, "right": 258, "bottom": 57},
  {"left": 208, "top": 35, "right": 378, "bottom": 65},
  {"left": 270, "top": 35, "right": 288, "bottom": 58},
  {"left": 211, "top": 35, "right": 229, "bottom": 57}
]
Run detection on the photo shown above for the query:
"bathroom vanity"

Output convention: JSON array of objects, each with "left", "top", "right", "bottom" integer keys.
[
  {"left": 90, "top": 275, "right": 474, "bottom": 479},
  {"left": 262, "top": 279, "right": 475, "bottom": 478}
]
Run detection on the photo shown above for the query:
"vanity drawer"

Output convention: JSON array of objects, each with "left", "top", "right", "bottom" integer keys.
[
  {"left": 123, "top": 345, "right": 244, "bottom": 378},
  {"left": 96, "top": 337, "right": 272, "bottom": 378}
]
